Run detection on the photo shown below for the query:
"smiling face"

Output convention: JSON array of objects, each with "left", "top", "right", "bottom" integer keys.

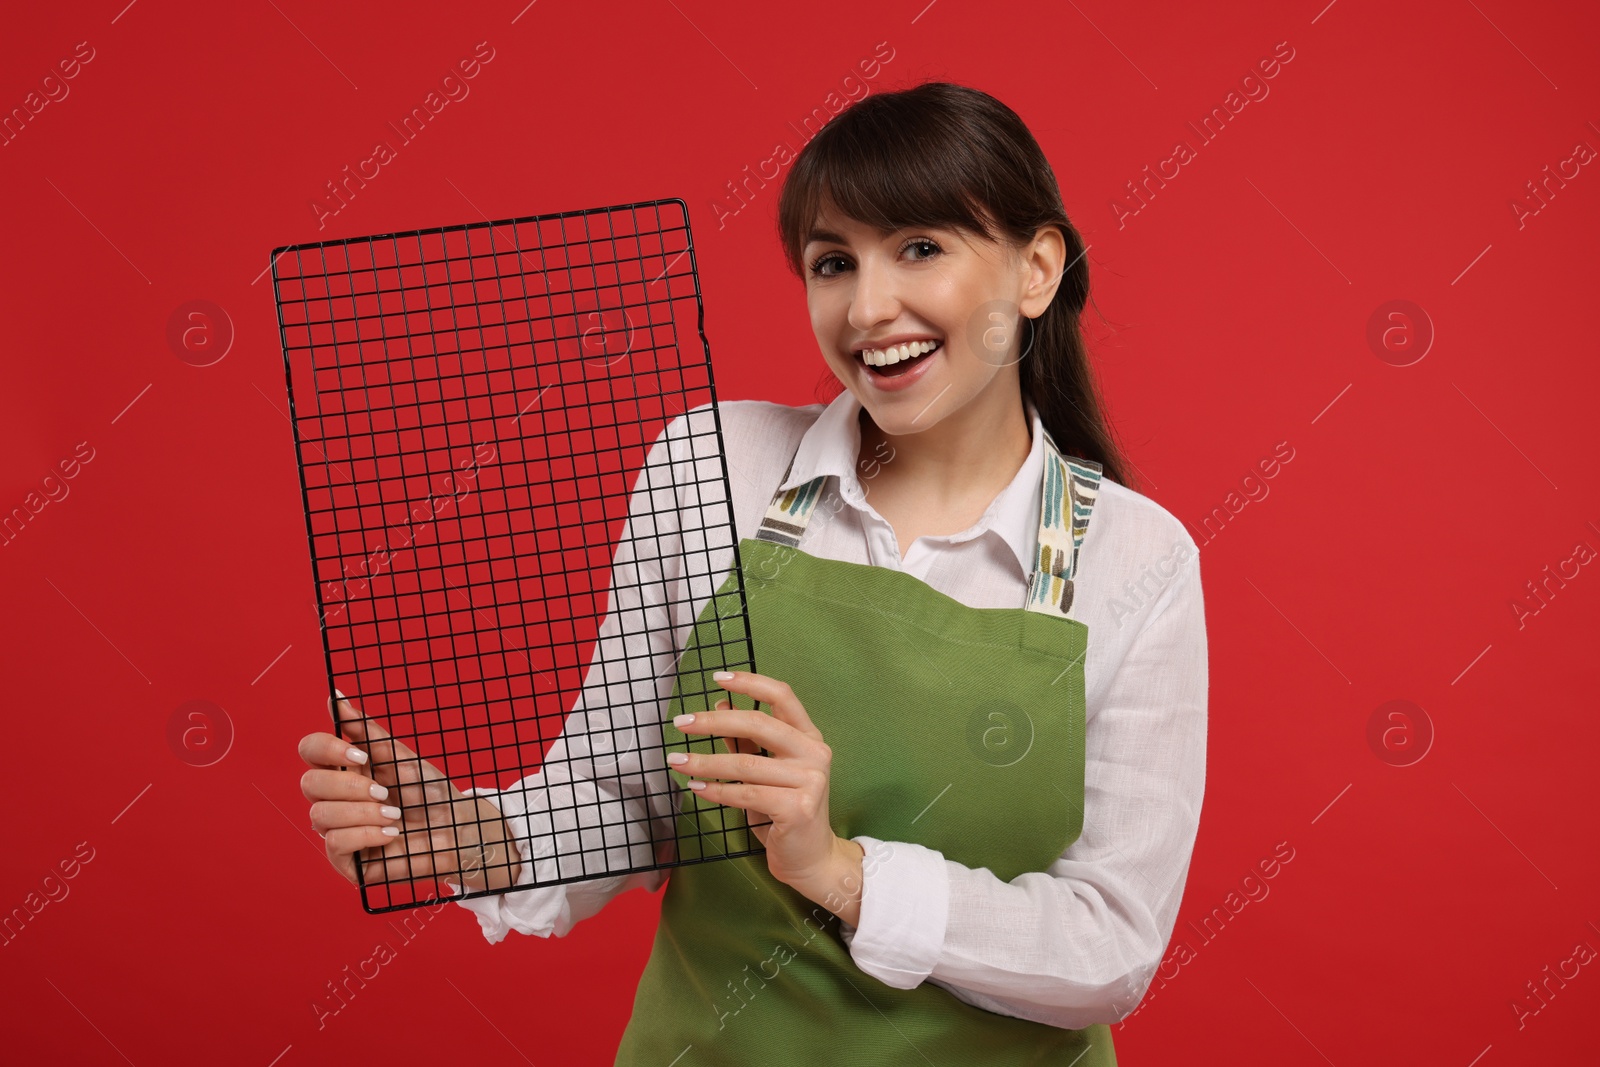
[{"left": 802, "top": 201, "right": 1056, "bottom": 442}]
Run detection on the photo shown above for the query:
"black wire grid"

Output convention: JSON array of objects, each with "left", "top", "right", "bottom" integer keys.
[{"left": 271, "top": 198, "right": 760, "bottom": 913}]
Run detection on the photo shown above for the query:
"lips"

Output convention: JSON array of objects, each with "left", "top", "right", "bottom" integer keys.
[
  {"left": 857, "top": 343, "right": 940, "bottom": 377},
  {"left": 854, "top": 340, "right": 941, "bottom": 392}
]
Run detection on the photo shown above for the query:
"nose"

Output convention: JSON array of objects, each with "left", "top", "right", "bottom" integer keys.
[{"left": 846, "top": 253, "right": 900, "bottom": 333}]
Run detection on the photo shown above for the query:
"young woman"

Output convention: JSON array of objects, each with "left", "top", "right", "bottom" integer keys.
[{"left": 299, "top": 81, "right": 1207, "bottom": 1065}]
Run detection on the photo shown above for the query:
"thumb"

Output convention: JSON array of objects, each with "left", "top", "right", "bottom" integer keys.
[{"left": 330, "top": 689, "right": 413, "bottom": 768}]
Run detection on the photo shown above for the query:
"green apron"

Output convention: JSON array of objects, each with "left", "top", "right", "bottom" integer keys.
[{"left": 614, "top": 425, "right": 1114, "bottom": 1066}]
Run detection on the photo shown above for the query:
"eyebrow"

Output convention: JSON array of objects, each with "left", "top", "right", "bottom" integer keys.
[
  {"left": 802, "top": 228, "right": 848, "bottom": 248},
  {"left": 804, "top": 220, "right": 963, "bottom": 249}
]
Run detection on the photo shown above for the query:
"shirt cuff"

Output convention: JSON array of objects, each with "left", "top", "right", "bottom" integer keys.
[
  {"left": 839, "top": 835, "right": 949, "bottom": 989},
  {"left": 445, "top": 787, "right": 572, "bottom": 945}
]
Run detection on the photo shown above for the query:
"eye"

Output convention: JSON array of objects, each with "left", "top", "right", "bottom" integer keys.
[
  {"left": 807, "top": 236, "right": 944, "bottom": 278},
  {"left": 808, "top": 252, "right": 849, "bottom": 278}
]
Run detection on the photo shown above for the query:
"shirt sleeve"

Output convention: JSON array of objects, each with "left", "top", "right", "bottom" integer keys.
[
  {"left": 447, "top": 410, "right": 715, "bottom": 943},
  {"left": 837, "top": 544, "right": 1208, "bottom": 1029}
]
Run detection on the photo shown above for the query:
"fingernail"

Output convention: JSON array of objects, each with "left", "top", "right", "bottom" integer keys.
[
  {"left": 380, "top": 805, "right": 401, "bottom": 819},
  {"left": 334, "top": 688, "right": 347, "bottom": 700},
  {"left": 674, "top": 714, "right": 695, "bottom": 728},
  {"left": 381, "top": 825, "right": 400, "bottom": 836},
  {"left": 369, "top": 783, "right": 389, "bottom": 800},
  {"left": 713, "top": 671, "right": 735, "bottom": 682},
  {"left": 345, "top": 747, "right": 368, "bottom": 765},
  {"left": 666, "top": 752, "right": 688, "bottom": 766},
  {"left": 687, "top": 780, "right": 707, "bottom": 791}
]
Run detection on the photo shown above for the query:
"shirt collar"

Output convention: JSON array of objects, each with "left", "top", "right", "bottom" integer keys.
[{"left": 777, "top": 389, "right": 1046, "bottom": 578}]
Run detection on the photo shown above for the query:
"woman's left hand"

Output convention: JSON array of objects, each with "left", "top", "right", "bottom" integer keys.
[{"left": 669, "top": 671, "right": 843, "bottom": 891}]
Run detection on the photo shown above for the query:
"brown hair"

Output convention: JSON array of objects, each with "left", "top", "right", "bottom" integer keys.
[{"left": 775, "top": 80, "right": 1133, "bottom": 489}]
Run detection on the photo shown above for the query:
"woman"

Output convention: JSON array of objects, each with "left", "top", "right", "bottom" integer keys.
[{"left": 299, "top": 81, "right": 1207, "bottom": 1065}]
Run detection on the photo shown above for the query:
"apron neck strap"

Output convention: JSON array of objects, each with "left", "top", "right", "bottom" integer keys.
[
  {"left": 754, "top": 424, "right": 1104, "bottom": 618},
  {"left": 1028, "top": 430, "right": 1104, "bottom": 617}
]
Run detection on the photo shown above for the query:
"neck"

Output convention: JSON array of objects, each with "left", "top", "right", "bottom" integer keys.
[{"left": 857, "top": 389, "right": 1033, "bottom": 506}]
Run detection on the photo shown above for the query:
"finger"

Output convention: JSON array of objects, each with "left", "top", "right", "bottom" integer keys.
[
  {"left": 298, "top": 731, "right": 371, "bottom": 770},
  {"left": 329, "top": 691, "right": 424, "bottom": 770},
  {"left": 683, "top": 780, "right": 802, "bottom": 822},
  {"left": 310, "top": 799, "right": 403, "bottom": 833},
  {"left": 357, "top": 845, "right": 451, "bottom": 886},
  {"left": 712, "top": 672, "right": 822, "bottom": 740},
  {"left": 311, "top": 768, "right": 449, "bottom": 813},
  {"left": 323, "top": 827, "right": 410, "bottom": 872},
  {"left": 668, "top": 749, "right": 813, "bottom": 789},
  {"left": 348, "top": 828, "right": 468, "bottom": 886},
  {"left": 381, "top": 775, "right": 459, "bottom": 811},
  {"left": 714, "top": 701, "right": 768, "bottom": 759},
  {"left": 330, "top": 690, "right": 390, "bottom": 750},
  {"left": 677, "top": 707, "right": 798, "bottom": 756},
  {"left": 301, "top": 766, "right": 395, "bottom": 805}
]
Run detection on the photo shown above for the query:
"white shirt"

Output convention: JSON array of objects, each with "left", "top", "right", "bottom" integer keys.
[{"left": 450, "top": 389, "right": 1208, "bottom": 1031}]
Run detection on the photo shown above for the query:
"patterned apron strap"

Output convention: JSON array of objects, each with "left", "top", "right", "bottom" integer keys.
[
  {"left": 1027, "top": 429, "right": 1103, "bottom": 617},
  {"left": 755, "top": 452, "right": 828, "bottom": 549},
  {"left": 752, "top": 429, "right": 1104, "bottom": 615}
]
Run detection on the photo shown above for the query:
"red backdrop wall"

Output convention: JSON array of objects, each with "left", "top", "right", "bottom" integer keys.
[{"left": 2, "top": 1, "right": 1596, "bottom": 1064}]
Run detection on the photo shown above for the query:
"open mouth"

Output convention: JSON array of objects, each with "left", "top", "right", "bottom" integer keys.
[{"left": 856, "top": 339, "right": 942, "bottom": 377}]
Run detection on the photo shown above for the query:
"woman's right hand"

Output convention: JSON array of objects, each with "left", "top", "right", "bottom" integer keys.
[{"left": 297, "top": 691, "right": 523, "bottom": 892}]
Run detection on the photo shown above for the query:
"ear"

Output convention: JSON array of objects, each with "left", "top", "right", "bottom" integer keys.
[{"left": 1017, "top": 224, "right": 1067, "bottom": 318}]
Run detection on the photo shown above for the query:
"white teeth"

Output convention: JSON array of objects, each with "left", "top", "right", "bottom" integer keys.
[{"left": 860, "top": 339, "right": 939, "bottom": 367}]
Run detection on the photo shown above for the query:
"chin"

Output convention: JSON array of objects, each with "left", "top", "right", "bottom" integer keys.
[{"left": 859, "top": 403, "right": 945, "bottom": 438}]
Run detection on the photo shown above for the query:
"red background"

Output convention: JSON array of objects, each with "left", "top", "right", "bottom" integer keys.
[{"left": 2, "top": 1, "right": 1597, "bottom": 1064}]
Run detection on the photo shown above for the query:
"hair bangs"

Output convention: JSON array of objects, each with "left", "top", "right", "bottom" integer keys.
[{"left": 778, "top": 101, "right": 1000, "bottom": 277}]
